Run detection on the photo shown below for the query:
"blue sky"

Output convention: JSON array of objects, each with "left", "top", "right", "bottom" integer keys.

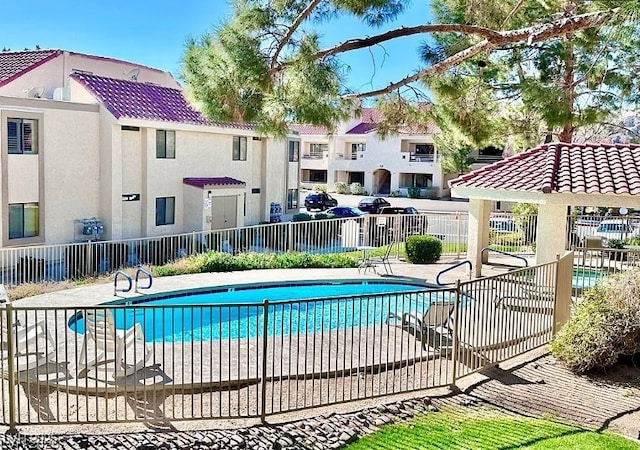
[{"left": 1, "top": 0, "right": 431, "bottom": 94}]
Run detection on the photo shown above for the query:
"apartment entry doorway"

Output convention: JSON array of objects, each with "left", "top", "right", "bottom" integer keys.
[
  {"left": 373, "top": 169, "right": 391, "bottom": 195},
  {"left": 210, "top": 195, "right": 237, "bottom": 230}
]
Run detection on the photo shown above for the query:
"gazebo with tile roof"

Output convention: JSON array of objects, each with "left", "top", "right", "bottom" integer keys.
[{"left": 450, "top": 142, "right": 640, "bottom": 275}]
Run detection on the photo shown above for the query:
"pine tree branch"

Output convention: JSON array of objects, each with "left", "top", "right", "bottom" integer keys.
[
  {"left": 271, "top": 0, "right": 323, "bottom": 69},
  {"left": 341, "top": 8, "right": 616, "bottom": 99}
]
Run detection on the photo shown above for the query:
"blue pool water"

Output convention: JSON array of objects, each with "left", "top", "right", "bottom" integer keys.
[
  {"left": 70, "top": 281, "right": 455, "bottom": 343},
  {"left": 572, "top": 268, "right": 606, "bottom": 290}
]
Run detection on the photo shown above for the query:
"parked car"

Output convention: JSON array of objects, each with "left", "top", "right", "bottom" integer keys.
[
  {"left": 593, "top": 219, "right": 640, "bottom": 244},
  {"left": 304, "top": 192, "right": 338, "bottom": 211},
  {"left": 371, "top": 206, "right": 432, "bottom": 245},
  {"left": 489, "top": 217, "right": 518, "bottom": 234},
  {"left": 325, "top": 206, "right": 365, "bottom": 218},
  {"left": 357, "top": 197, "right": 391, "bottom": 214}
]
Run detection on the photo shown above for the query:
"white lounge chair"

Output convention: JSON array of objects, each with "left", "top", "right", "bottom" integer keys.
[
  {"left": 1, "top": 285, "right": 56, "bottom": 373},
  {"left": 77, "top": 308, "right": 152, "bottom": 378},
  {"left": 1, "top": 317, "right": 56, "bottom": 373},
  {"left": 387, "top": 300, "right": 456, "bottom": 349}
]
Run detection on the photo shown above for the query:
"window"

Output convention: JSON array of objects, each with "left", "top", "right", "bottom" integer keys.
[
  {"left": 288, "top": 141, "right": 299, "bottom": 162},
  {"left": 412, "top": 174, "right": 433, "bottom": 188},
  {"left": 287, "top": 189, "right": 299, "bottom": 209},
  {"left": 233, "top": 136, "right": 247, "bottom": 161},
  {"left": 309, "top": 170, "right": 327, "bottom": 183},
  {"left": 351, "top": 143, "right": 366, "bottom": 152},
  {"left": 348, "top": 172, "right": 364, "bottom": 185},
  {"left": 8, "top": 118, "right": 38, "bottom": 154},
  {"left": 156, "top": 130, "right": 176, "bottom": 158},
  {"left": 155, "top": 197, "right": 175, "bottom": 226},
  {"left": 309, "top": 143, "right": 327, "bottom": 158},
  {"left": 8, "top": 203, "right": 39, "bottom": 239},
  {"left": 414, "top": 144, "right": 435, "bottom": 155}
]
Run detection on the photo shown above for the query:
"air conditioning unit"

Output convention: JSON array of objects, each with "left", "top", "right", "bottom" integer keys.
[
  {"left": 53, "top": 86, "right": 70, "bottom": 101},
  {"left": 24, "top": 86, "right": 45, "bottom": 99}
]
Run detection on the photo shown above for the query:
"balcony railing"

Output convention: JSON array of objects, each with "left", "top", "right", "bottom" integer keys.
[
  {"left": 409, "top": 153, "right": 435, "bottom": 162},
  {"left": 302, "top": 153, "right": 325, "bottom": 159}
]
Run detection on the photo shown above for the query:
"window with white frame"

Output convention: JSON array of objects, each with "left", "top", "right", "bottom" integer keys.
[
  {"left": 155, "top": 197, "right": 175, "bottom": 226},
  {"left": 8, "top": 203, "right": 39, "bottom": 239},
  {"left": 156, "top": 130, "right": 176, "bottom": 158},
  {"left": 351, "top": 143, "right": 366, "bottom": 152},
  {"left": 233, "top": 136, "right": 247, "bottom": 161},
  {"left": 287, "top": 189, "right": 299, "bottom": 209},
  {"left": 288, "top": 141, "right": 299, "bottom": 162},
  {"left": 8, "top": 118, "right": 38, "bottom": 154}
]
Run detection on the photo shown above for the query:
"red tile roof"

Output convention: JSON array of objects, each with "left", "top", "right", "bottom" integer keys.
[
  {"left": 289, "top": 124, "right": 329, "bottom": 135},
  {"left": 450, "top": 142, "right": 640, "bottom": 195},
  {"left": 0, "top": 50, "right": 61, "bottom": 86},
  {"left": 183, "top": 177, "right": 246, "bottom": 188}
]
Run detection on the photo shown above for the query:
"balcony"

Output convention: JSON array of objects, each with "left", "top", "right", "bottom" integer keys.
[{"left": 300, "top": 153, "right": 329, "bottom": 170}]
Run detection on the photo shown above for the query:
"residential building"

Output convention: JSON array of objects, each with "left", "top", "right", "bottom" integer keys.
[
  {"left": 292, "top": 108, "right": 502, "bottom": 198},
  {"left": 0, "top": 49, "right": 299, "bottom": 247}
]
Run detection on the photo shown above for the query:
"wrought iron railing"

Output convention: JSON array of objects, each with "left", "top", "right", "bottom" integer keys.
[{"left": 0, "top": 256, "right": 569, "bottom": 428}]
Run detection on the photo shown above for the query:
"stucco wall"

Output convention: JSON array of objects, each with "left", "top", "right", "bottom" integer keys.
[
  {"left": 298, "top": 131, "right": 441, "bottom": 195},
  {"left": 120, "top": 128, "right": 143, "bottom": 239},
  {"left": 0, "top": 100, "right": 101, "bottom": 245},
  {"left": 0, "top": 51, "right": 179, "bottom": 100},
  {"left": 264, "top": 138, "right": 287, "bottom": 218}
]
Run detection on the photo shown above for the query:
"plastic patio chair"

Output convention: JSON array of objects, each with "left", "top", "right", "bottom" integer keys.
[
  {"left": 368, "top": 241, "right": 395, "bottom": 275},
  {"left": 77, "top": 308, "right": 152, "bottom": 378}
]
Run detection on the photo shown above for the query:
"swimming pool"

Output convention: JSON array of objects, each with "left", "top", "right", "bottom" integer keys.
[
  {"left": 70, "top": 280, "right": 458, "bottom": 343},
  {"left": 572, "top": 268, "right": 606, "bottom": 290}
]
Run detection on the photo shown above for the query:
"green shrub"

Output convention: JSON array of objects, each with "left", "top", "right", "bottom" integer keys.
[
  {"left": 153, "top": 251, "right": 358, "bottom": 275},
  {"left": 551, "top": 268, "right": 640, "bottom": 373},
  {"left": 350, "top": 182, "right": 364, "bottom": 195},
  {"left": 334, "top": 182, "right": 348, "bottom": 194},
  {"left": 405, "top": 235, "right": 442, "bottom": 264},
  {"left": 490, "top": 231, "right": 524, "bottom": 246},
  {"left": 607, "top": 238, "right": 625, "bottom": 249},
  {"left": 407, "top": 187, "right": 420, "bottom": 198},
  {"left": 314, "top": 212, "right": 332, "bottom": 220},
  {"left": 293, "top": 212, "right": 312, "bottom": 222},
  {"left": 626, "top": 236, "right": 640, "bottom": 246},
  {"left": 313, "top": 184, "right": 327, "bottom": 193}
]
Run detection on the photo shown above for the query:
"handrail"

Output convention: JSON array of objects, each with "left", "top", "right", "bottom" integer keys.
[
  {"left": 134, "top": 267, "right": 153, "bottom": 293},
  {"left": 114, "top": 270, "right": 132, "bottom": 296},
  {"left": 481, "top": 247, "right": 529, "bottom": 268},
  {"left": 436, "top": 260, "right": 472, "bottom": 286}
]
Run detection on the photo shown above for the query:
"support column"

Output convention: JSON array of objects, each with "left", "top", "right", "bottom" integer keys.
[
  {"left": 536, "top": 203, "right": 568, "bottom": 264},
  {"left": 467, "top": 198, "right": 491, "bottom": 277}
]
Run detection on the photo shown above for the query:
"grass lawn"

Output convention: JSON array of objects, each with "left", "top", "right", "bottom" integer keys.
[{"left": 345, "top": 406, "right": 640, "bottom": 450}]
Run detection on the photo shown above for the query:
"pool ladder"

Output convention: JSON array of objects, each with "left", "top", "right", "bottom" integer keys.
[
  {"left": 436, "top": 260, "right": 473, "bottom": 286},
  {"left": 114, "top": 268, "right": 153, "bottom": 296}
]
